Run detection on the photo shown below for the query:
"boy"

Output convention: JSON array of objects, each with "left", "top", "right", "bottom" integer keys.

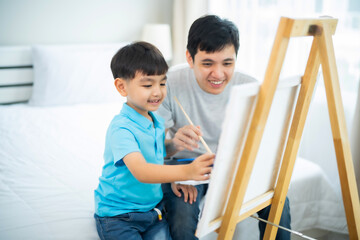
[
  {"left": 94, "top": 41, "right": 214, "bottom": 240},
  {"left": 157, "top": 15, "right": 291, "bottom": 240}
]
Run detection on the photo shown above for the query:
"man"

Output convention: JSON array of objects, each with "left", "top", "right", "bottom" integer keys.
[{"left": 157, "top": 15, "right": 291, "bottom": 240}]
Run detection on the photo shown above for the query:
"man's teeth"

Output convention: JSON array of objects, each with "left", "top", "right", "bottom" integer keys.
[{"left": 209, "top": 80, "right": 223, "bottom": 85}]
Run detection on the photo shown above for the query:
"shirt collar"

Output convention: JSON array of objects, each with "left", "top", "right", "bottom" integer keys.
[{"left": 120, "top": 103, "right": 163, "bottom": 130}]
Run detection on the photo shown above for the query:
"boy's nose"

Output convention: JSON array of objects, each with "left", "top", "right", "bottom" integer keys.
[{"left": 152, "top": 86, "right": 161, "bottom": 96}]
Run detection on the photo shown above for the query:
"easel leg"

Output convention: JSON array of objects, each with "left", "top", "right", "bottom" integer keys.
[
  {"left": 263, "top": 33, "right": 322, "bottom": 240},
  {"left": 317, "top": 23, "right": 360, "bottom": 240}
]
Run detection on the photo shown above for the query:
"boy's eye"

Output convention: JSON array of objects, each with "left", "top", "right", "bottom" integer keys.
[
  {"left": 160, "top": 83, "right": 166, "bottom": 86},
  {"left": 143, "top": 85, "right": 152, "bottom": 88}
]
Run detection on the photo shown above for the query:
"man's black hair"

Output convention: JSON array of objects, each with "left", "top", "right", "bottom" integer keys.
[
  {"left": 187, "top": 15, "right": 240, "bottom": 60},
  {"left": 111, "top": 41, "right": 168, "bottom": 80}
]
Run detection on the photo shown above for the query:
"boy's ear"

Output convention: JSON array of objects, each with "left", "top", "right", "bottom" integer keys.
[
  {"left": 186, "top": 50, "right": 194, "bottom": 68},
  {"left": 114, "top": 78, "right": 128, "bottom": 97}
]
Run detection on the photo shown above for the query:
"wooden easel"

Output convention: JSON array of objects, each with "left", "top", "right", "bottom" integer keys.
[{"left": 217, "top": 17, "right": 360, "bottom": 240}]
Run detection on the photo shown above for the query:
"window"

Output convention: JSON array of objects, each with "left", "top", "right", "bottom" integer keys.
[{"left": 209, "top": 0, "right": 360, "bottom": 95}]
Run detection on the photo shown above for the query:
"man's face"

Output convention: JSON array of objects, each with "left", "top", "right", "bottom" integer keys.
[{"left": 187, "top": 44, "right": 236, "bottom": 95}]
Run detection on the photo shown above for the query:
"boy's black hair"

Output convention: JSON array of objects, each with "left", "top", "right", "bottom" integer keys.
[
  {"left": 187, "top": 15, "right": 240, "bottom": 60},
  {"left": 111, "top": 41, "right": 168, "bottom": 80}
]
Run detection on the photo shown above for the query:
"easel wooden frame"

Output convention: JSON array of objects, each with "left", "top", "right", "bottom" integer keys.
[{"left": 216, "top": 17, "right": 360, "bottom": 240}]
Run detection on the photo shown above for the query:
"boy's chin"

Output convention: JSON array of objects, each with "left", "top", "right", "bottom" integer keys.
[
  {"left": 147, "top": 101, "right": 163, "bottom": 110},
  {"left": 147, "top": 105, "right": 161, "bottom": 112}
]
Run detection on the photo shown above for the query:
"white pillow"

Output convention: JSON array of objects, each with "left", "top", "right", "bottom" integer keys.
[{"left": 29, "top": 43, "right": 128, "bottom": 106}]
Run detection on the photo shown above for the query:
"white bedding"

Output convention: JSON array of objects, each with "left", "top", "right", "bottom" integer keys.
[
  {"left": 0, "top": 103, "right": 121, "bottom": 240},
  {"left": 0, "top": 103, "right": 348, "bottom": 240}
]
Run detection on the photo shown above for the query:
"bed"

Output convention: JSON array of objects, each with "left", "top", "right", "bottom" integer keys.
[{"left": 0, "top": 44, "right": 349, "bottom": 239}]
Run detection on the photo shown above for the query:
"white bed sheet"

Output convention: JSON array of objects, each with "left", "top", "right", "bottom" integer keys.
[
  {"left": 0, "top": 103, "right": 348, "bottom": 240},
  {"left": 0, "top": 103, "right": 121, "bottom": 240}
]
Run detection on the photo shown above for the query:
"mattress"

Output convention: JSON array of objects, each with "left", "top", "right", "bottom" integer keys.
[{"left": 0, "top": 103, "right": 120, "bottom": 240}]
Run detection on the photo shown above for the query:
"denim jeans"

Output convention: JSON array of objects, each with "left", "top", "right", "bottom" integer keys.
[
  {"left": 162, "top": 183, "right": 291, "bottom": 240},
  {"left": 257, "top": 196, "right": 291, "bottom": 240},
  {"left": 94, "top": 203, "right": 172, "bottom": 240}
]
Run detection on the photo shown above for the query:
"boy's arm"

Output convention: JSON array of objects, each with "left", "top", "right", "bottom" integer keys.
[{"left": 123, "top": 152, "right": 214, "bottom": 183}]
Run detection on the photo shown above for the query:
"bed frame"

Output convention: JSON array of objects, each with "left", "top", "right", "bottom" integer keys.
[{"left": 0, "top": 46, "right": 33, "bottom": 104}]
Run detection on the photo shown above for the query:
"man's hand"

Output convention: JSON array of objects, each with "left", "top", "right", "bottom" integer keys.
[
  {"left": 173, "top": 125, "right": 202, "bottom": 151},
  {"left": 171, "top": 182, "right": 198, "bottom": 204}
]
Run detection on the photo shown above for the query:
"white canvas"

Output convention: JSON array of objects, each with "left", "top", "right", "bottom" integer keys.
[{"left": 196, "top": 77, "right": 301, "bottom": 238}]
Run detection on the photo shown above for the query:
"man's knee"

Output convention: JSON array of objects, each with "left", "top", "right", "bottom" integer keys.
[{"left": 166, "top": 195, "right": 200, "bottom": 219}]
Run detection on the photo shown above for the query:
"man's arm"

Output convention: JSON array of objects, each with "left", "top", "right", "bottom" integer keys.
[{"left": 164, "top": 137, "right": 178, "bottom": 158}]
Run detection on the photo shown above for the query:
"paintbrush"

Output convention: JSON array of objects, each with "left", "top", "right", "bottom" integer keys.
[{"left": 173, "top": 96, "right": 213, "bottom": 154}]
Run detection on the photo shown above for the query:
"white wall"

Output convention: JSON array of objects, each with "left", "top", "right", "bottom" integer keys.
[{"left": 0, "top": 0, "right": 173, "bottom": 45}]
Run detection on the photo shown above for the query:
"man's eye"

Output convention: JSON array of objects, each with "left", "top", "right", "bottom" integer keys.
[
  {"left": 202, "top": 63, "right": 212, "bottom": 67},
  {"left": 224, "top": 62, "right": 233, "bottom": 66}
]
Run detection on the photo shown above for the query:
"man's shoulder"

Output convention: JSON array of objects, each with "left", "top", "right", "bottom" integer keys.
[
  {"left": 169, "top": 63, "right": 190, "bottom": 72},
  {"left": 232, "top": 71, "right": 258, "bottom": 84},
  {"left": 165, "top": 64, "right": 194, "bottom": 91},
  {"left": 167, "top": 63, "right": 192, "bottom": 80}
]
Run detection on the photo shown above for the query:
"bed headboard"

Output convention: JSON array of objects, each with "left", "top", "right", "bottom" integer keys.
[
  {"left": 0, "top": 46, "right": 33, "bottom": 104},
  {"left": 0, "top": 43, "right": 129, "bottom": 106}
]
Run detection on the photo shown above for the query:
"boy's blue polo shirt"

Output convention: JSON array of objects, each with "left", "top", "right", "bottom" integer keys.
[{"left": 94, "top": 103, "right": 166, "bottom": 217}]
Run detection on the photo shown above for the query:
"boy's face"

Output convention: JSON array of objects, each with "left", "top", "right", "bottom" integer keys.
[
  {"left": 115, "top": 72, "right": 167, "bottom": 119},
  {"left": 186, "top": 44, "right": 236, "bottom": 95}
]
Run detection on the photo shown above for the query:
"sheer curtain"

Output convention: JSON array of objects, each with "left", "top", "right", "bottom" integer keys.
[
  {"left": 171, "top": 0, "right": 208, "bottom": 65},
  {"left": 208, "top": 0, "right": 360, "bottom": 196}
]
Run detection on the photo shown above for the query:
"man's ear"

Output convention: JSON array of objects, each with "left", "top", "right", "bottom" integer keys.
[
  {"left": 114, "top": 78, "right": 128, "bottom": 97},
  {"left": 186, "top": 50, "right": 194, "bottom": 68}
]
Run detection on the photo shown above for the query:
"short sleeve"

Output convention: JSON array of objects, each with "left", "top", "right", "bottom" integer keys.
[
  {"left": 156, "top": 84, "right": 174, "bottom": 129},
  {"left": 109, "top": 128, "right": 140, "bottom": 165}
]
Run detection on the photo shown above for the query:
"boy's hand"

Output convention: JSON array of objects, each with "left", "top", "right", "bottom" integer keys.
[
  {"left": 171, "top": 182, "right": 198, "bottom": 204},
  {"left": 173, "top": 125, "right": 202, "bottom": 151},
  {"left": 187, "top": 153, "right": 214, "bottom": 181}
]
